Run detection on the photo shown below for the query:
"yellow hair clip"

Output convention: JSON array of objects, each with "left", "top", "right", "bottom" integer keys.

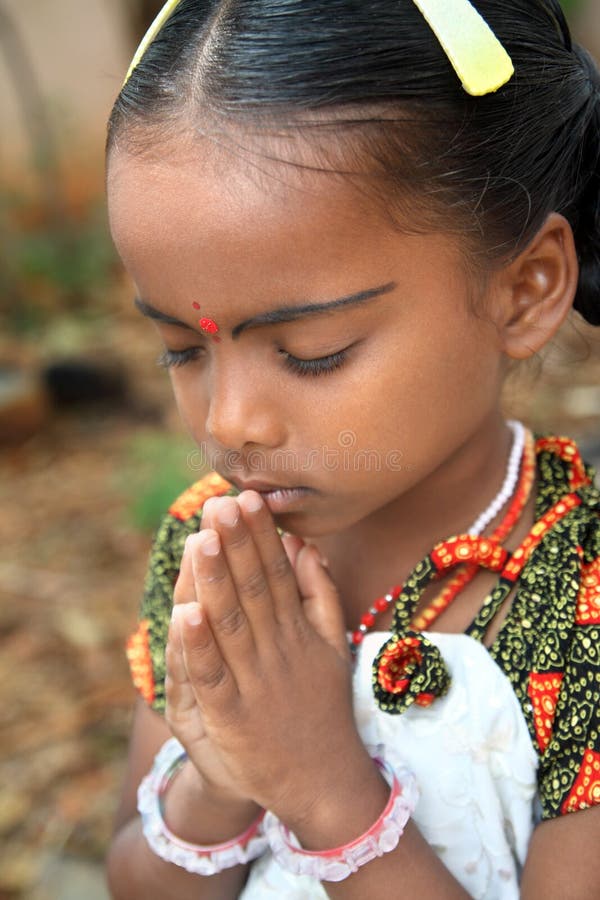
[
  {"left": 412, "top": 0, "right": 513, "bottom": 95},
  {"left": 123, "top": 0, "right": 184, "bottom": 87},
  {"left": 123, "top": 0, "right": 513, "bottom": 98}
]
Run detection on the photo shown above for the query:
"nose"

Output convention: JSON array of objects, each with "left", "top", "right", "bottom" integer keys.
[{"left": 205, "top": 364, "right": 284, "bottom": 453}]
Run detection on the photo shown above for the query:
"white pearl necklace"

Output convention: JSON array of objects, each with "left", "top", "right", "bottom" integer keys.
[
  {"left": 349, "top": 419, "right": 527, "bottom": 649},
  {"left": 467, "top": 419, "right": 525, "bottom": 536}
]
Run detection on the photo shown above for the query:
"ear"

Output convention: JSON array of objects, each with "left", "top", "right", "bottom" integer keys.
[{"left": 493, "top": 212, "right": 579, "bottom": 360}]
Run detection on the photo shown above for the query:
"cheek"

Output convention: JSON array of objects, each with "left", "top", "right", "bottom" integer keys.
[
  {"left": 380, "top": 306, "right": 499, "bottom": 406},
  {"left": 168, "top": 372, "right": 210, "bottom": 438},
  {"left": 341, "top": 317, "right": 501, "bottom": 461}
]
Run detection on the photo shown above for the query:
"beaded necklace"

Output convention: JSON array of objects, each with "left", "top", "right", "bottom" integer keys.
[
  {"left": 349, "top": 422, "right": 535, "bottom": 655},
  {"left": 367, "top": 434, "right": 599, "bottom": 718}
]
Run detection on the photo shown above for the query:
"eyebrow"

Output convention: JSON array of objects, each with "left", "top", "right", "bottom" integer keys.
[
  {"left": 134, "top": 281, "right": 397, "bottom": 339},
  {"left": 134, "top": 297, "right": 193, "bottom": 329},
  {"left": 231, "top": 282, "right": 397, "bottom": 338}
]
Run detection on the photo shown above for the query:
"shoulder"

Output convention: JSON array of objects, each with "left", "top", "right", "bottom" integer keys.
[
  {"left": 490, "top": 431, "right": 600, "bottom": 819},
  {"left": 165, "top": 470, "right": 238, "bottom": 525},
  {"left": 126, "top": 471, "right": 239, "bottom": 713},
  {"left": 149, "top": 470, "right": 239, "bottom": 557},
  {"left": 538, "top": 433, "right": 600, "bottom": 817},
  {"left": 139, "top": 471, "right": 238, "bottom": 585}
]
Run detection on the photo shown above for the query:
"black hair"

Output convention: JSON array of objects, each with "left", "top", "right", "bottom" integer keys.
[{"left": 107, "top": 0, "right": 600, "bottom": 325}]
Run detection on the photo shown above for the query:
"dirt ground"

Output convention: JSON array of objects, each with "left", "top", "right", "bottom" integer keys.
[
  {"left": 0, "top": 304, "right": 599, "bottom": 899},
  {"left": 0, "top": 303, "right": 184, "bottom": 899}
]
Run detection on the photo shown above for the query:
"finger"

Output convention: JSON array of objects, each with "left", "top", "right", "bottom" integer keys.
[
  {"left": 281, "top": 532, "right": 306, "bottom": 570},
  {"left": 171, "top": 494, "right": 221, "bottom": 606},
  {"left": 173, "top": 601, "right": 239, "bottom": 712},
  {"left": 188, "top": 527, "right": 258, "bottom": 680},
  {"left": 295, "top": 544, "right": 350, "bottom": 661},
  {"left": 235, "top": 491, "right": 305, "bottom": 625},
  {"left": 165, "top": 609, "right": 206, "bottom": 733},
  {"left": 208, "top": 496, "right": 279, "bottom": 640},
  {"left": 200, "top": 496, "right": 218, "bottom": 530},
  {"left": 173, "top": 536, "right": 198, "bottom": 606}
]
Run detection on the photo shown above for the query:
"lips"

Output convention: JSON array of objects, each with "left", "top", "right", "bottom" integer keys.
[{"left": 228, "top": 478, "right": 302, "bottom": 493}]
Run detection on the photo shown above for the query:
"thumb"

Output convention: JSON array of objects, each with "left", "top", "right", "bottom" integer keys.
[{"left": 295, "top": 545, "right": 349, "bottom": 662}]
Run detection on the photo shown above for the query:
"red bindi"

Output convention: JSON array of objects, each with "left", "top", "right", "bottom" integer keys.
[
  {"left": 199, "top": 317, "right": 219, "bottom": 335},
  {"left": 191, "top": 303, "right": 220, "bottom": 342}
]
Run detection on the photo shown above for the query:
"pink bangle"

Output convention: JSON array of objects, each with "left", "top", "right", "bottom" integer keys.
[
  {"left": 138, "top": 738, "right": 268, "bottom": 875},
  {"left": 263, "top": 755, "right": 418, "bottom": 882}
]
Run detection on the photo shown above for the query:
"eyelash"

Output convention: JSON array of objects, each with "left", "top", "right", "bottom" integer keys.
[
  {"left": 157, "top": 346, "right": 350, "bottom": 377},
  {"left": 279, "top": 349, "right": 349, "bottom": 377},
  {"left": 157, "top": 347, "right": 204, "bottom": 368}
]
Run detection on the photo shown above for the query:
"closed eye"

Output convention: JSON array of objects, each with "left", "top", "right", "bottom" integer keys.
[
  {"left": 280, "top": 347, "right": 350, "bottom": 377},
  {"left": 157, "top": 347, "right": 204, "bottom": 368},
  {"left": 157, "top": 344, "right": 352, "bottom": 377}
]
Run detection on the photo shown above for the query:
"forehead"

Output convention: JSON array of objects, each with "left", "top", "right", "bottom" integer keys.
[
  {"left": 108, "top": 137, "right": 402, "bottom": 291},
  {"left": 106, "top": 133, "right": 471, "bottom": 316},
  {"left": 108, "top": 136, "right": 385, "bottom": 239}
]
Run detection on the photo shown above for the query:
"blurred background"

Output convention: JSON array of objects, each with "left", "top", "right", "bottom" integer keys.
[{"left": 0, "top": 1, "right": 599, "bottom": 898}]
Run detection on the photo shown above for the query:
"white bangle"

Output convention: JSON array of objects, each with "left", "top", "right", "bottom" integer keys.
[
  {"left": 137, "top": 737, "right": 268, "bottom": 875},
  {"left": 263, "top": 755, "right": 418, "bottom": 882}
]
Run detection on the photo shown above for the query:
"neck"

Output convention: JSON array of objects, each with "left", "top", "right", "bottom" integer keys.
[{"left": 313, "top": 410, "right": 516, "bottom": 594}]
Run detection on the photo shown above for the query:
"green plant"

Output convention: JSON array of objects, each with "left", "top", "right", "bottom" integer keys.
[
  {"left": 0, "top": 193, "right": 118, "bottom": 335},
  {"left": 559, "top": 0, "right": 583, "bottom": 16},
  {"left": 117, "top": 431, "right": 208, "bottom": 533}
]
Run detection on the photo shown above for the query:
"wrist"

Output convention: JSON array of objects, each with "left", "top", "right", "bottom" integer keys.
[
  {"left": 264, "top": 752, "right": 418, "bottom": 883},
  {"left": 138, "top": 739, "right": 268, "bottom": 876},
  {"left": 278, "top": 744, "right": 391, "bottom": 851},
  {"left": 163, "top": 757, "right": 262, "bottom": 845}
]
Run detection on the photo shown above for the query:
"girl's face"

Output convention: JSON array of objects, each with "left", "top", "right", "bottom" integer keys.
[{"left": 108, "top": 137, "right": 507, "bottom": 537}]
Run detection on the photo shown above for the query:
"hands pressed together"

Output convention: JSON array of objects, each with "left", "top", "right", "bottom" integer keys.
[{"left": 165, "top": 491, "right": 373, "bottom": 835}]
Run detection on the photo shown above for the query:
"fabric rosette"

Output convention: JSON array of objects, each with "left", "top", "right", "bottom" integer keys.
[{"left": 372, "top": 630, "right": 451, "bottom": 715}]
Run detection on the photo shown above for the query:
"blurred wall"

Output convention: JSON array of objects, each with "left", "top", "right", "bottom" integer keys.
[
  {"left": 577, "top": 0, "right": 600, "bottom": 54},
  {"left": 0, "top": 0, "right": 131, "bottom": 176}
]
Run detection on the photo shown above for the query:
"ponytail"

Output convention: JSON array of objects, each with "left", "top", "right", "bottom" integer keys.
[{"left": 571, "top": 45, "right": 600, "bottom": 326}]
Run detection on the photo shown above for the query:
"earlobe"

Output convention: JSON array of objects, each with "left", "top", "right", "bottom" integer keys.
[{"left": 497, "top": 212, "right": 579, "bottom": 360}]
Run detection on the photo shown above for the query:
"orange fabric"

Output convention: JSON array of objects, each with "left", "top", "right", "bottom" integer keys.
[
  {"left": 535, "top": 437, "right": 591, "bottom": 491},
  {"left": 527, "top": 672, "right": 563, "bottom": 754},
  {"left": 126, "top": 619, "right": 155, "bottom": 705},
  {"left": 430, "top": 535, "right": 508, "bottom": 573},
  {"left": 561, "top": 749, "right": 600, "bottom": 814},
  {"left": 575, "top": 555, "right": 600, "bottom": 626},
  {"left": 502, "top": 493, "right": 581, "bottom": 582},
  {"left": 168, "top": 471, "right": 232, "bottom": 521}
]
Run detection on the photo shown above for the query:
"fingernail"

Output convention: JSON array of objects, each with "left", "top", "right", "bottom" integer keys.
[
  {"left": 217, "top": 499, "right": 240, "bottom": 527},
  {"left": 172, "top": 603, "right": 199, "bottom": 627},
  {"left": 182, "top": 602, "right": 202, "bottom": 627},
  {"left": 311, "top": 545, "right": 329, "bottom": 568},
  {"left": 241, "top": 490, "right": 263, "bottom": 513},
  {"left": 198, "top": 530, "right": 221, "bottom": 556}
]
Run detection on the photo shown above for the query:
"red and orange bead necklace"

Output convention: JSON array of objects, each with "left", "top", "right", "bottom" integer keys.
[{"left": 349, "top": 424, "right": 536, "bottom": 655}]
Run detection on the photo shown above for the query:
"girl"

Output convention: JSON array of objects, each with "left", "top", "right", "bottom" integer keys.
[{"left": 105, "top": 1, "right": 600, "bottom": 898}]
